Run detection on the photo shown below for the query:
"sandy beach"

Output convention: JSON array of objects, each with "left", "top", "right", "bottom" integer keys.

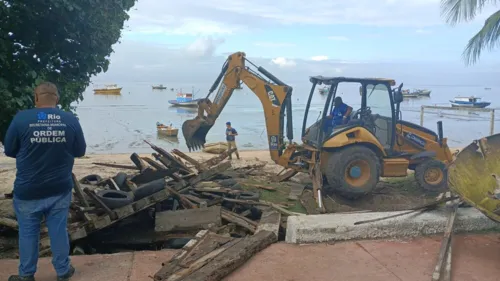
[{"left": 0, "top": 150, "right": 277, "bottom": 194}]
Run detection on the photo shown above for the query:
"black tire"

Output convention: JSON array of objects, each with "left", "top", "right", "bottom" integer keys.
[
  {"left": 238, "top": 191, "right": 260, "bottom": 201},
  {"left": 79, "top": 174, "right": 102, "bottom": 185},
  {"left": 325, "top": 145, "right": 380, "bottom": 199},
  {"left": 414, "top": 159, "right": 448, "bottom": 192},
  {"left": 112, "top": 172, "right": 130, "bottom": 191},
  {"left": 96, "top": 190, "right": 134, "bottom": 209},
  {"left": 130, "top": 153, "right": 147, "bottom": 171},
  {"left": 133, "top": 179, "right": 166, "bottom": 201}
]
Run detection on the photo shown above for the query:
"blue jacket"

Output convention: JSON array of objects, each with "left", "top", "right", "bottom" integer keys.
[
  {"left": 331, "top": 103, "right": 351, "bottom": 126},
  {"left": 3, "top": 108, "right": 86, "bottom": 200},
  {"left": 226, "top": 128, "right": 237, "bottom": 141}
]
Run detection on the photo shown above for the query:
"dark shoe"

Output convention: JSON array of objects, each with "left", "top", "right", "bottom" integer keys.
[
  {"left": 8, "top": 275, "right": 35, "bottom": 281},
  {"left": 57, "top": 265, "right": 75, "bottom": 281}
]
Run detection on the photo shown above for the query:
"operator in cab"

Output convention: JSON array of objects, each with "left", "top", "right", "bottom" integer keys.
[{"left": 324, "top": 96, "right": 353, "bottom": 135}]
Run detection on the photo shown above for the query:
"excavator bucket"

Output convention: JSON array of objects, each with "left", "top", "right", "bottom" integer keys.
[
  {"left": 448, "top": 133, "right": 500, "bottom": 223},
  {"left": 182, "top": 118, "right": 213, "bottom": 152}
]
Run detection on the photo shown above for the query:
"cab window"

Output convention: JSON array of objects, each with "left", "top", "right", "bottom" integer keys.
[{"left": 366, "top": 83, "right": 392, "bottom": 117}]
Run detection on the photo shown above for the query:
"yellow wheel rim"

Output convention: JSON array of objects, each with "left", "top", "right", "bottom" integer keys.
[{"left": 344, "top": 159, "right": 371, "bottom": 187}]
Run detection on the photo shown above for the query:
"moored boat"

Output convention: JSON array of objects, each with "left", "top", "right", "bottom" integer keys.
[
  {"left": 450, "top": 96, "right": 491, "bottom": 108},
  {"left": 318, "top": 86, "right": 329, "bottom": 95},
  {"left": 416, "top": 89, "right": 431, "bottom": 96},
  {"left": 168, "top": 92, "right": 200, "bottom": 107},
  {"left": 156, "top": 122, "right": 179, "bottom": 137},
  {"left": 152, "top": 84, "right": 167, "bottom": 90},
  {"left": 94, "top": 84, "right": 122, "bottom": 95},
  {"left": 402, "top": 89, "right": 419, "bottom": 98}
]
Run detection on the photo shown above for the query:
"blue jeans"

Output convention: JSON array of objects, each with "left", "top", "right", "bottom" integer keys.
[{"left": 14, "top": 191, "right": 72, "bottom": 277}]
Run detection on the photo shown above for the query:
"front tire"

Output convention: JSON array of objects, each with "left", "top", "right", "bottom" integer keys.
[
  {"left": 414, "top": 159, "right": 448, "bottom": 192},
  {"left": 325, "top": 146, "right": 381, "bottom": 199}
]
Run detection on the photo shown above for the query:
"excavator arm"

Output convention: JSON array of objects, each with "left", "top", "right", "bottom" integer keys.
[{"left": 182, "top": 52, "right": 294, "bottom": 163}]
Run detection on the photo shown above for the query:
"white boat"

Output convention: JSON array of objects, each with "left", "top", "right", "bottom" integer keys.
[
  {"left": 416, "top": 89, "right": 431, "bottom": 96},
  {"left": 450, "top": 96, "right": 491, "bottom": 108},
  {"left": 402, "top": 89, "right": 419, "bottom": 98}
]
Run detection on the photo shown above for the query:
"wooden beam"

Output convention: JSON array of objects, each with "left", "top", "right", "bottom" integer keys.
[
  {"left": 177, "top": 230, "right": 277, "bottom": 281},
  {"left": 155, "top": 206, "right": 222, "bottom": 233}
]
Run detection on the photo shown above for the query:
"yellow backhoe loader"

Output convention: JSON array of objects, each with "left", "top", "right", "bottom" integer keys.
[{"left": 182, "top": 52, "right": 453, "bottom": 206}]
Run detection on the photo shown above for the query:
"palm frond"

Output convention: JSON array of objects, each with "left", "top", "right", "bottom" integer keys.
[
  {"left": 440, "top": 0, "right": 498, "bottom": 25},
  {"left": 462, "top": 9, "right": 500, "bottom": 65}
]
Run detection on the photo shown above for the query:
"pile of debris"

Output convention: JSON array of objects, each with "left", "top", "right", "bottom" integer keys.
[{"left": 0, "top": 141, "right": 299, "bottom": 279}]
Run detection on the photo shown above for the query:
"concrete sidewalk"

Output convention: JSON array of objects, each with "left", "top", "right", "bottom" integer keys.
[{"left": 0, "top": 234, "right": 499, "bottom": 281}]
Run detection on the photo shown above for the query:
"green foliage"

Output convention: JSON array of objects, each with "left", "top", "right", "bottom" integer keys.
[
  {"left": 0, "top": 0, "right": 137, "bottom": 142},
  {"left": 441, "top": 0, "right": 500, "bottom": 65}
]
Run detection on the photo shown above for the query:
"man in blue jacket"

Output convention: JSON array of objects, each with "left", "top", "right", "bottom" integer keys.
[
  {"left": 324, "top": 96, "right": 353, "bottom": 136},
  {"left": 3, "top": 82, "right": 86, "bottom": 281}
]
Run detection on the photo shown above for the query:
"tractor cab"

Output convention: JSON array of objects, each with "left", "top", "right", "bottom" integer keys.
[{"left": 302, "top": 76, "right": 403, "bottom": 154}]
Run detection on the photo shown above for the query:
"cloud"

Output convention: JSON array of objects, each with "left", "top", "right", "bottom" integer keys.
[
  {"left": 311, "top": 56, "right": 329, "bottom": 61},
  {"left": 253, "top": 42, "right": 296, "bottom": 47},
  {"left": 122, "top": 0, "right": 459, "bottom": 39},
  {"left": 271, "top": 57, "right": 297, "bottom": 68},
  {"left": 185, "top": 37, "right": 225, "bottom": 58},
  {"left": 90, "top": 39, "right": 500, "bottom": 91},
  {"left": 327, "top": 36, "right": 349, "bottom": 41}
]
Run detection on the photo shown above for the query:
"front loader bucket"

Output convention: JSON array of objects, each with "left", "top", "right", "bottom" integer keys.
[
  {"left": 448, "top": 133, "right": 500, "bottom": 223},
  {"left": 182, "top": 118, "right": 214, "bottom": 152}
]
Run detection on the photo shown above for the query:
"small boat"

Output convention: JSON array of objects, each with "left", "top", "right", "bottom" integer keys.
[
  {"left": 156, "top": 122, "right": 179, "bottom": 137},
  {"left": 168, "top": 92, "right": 200, "bottom": 108},
  {"left": 94, "top": 84, "right": 122, "bottom": 95},
  {"left": 152, "top": 84, "right": 167, "bottom": 90},
  {"left": 485, "top": 87, "right": 492, "bottom": 90},
  {"left": 416, "top": 89, "right": 431, "bottom": 96},
  {"left": 450, "top": 96, "right": 491, "bottom": 108},
  {"left": 402, "top": 89, "right": 419, "bottom": 98},
  {"left": 318, "top": 86, "right": 329, "bottom": 95}
]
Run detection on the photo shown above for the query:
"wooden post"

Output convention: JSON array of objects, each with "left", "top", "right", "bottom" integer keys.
[
  {"left": 490, "top": 109, "right": 495, "bottom": 136},
  {"left": 420, "top": 106, "right": 424, "bottom": 126}
]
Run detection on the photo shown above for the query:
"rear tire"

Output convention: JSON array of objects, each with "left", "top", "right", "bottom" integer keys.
[
  {"left": 325, "top": 146, "right": 380, "bottom": 199},
  {"left": 414, "top": 159, "right": 448, "bottom": 193}
]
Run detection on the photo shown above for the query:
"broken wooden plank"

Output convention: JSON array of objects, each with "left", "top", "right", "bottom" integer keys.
[
  {"left": 155, "top": 230, "right": 209, "bottom": 280},
  {"left": 431, "top": 202, "right": 459, "bottom": 281},
  {"left": 179, "top": 232, "right": 233, "bottom": 267},
  {"left": 256, "top": 209, "right": 281, "bottom": 241},
  {"left": 0, "top": 217, "right": 18, "bottom": 229},
  {"left": 142, "top": 157, "right": 166, "bottom": 171},
  {"left": 144, "top": 140, "right": 194, "bottom": 173},
  {"left": 172, "top": 149, "right": 208, "bottom": 172},
  {"left": 201, "top": 148, "right": 236, "bottom": 168},
  {"left": 72, "top": 173, "right": 90, "bottom": 207},
  {"left": 274, "top": 168, "right": 298, "bottom": 182},
  {"left": 244, "top": 183, "right": 276, "bottom": 191},
  {"left": 166, "top": 238, "right": 240, "bottom": 281},
  {"left": 155, "top": 206, "right": 222, "bottom": 233},
  {"left": 165, "top": 186, "right": 197, "bottom": 209},
  {"left": 92, "top": 162, "right": 138, "bottom": 170},
  {"left": 187, "top": 162, "right": 232, "bottom": 187},
  {"left": 177, "top": 230, "right": 277, "bottom": 281},
  {"left": 220, "top": 209, "right": 257, "bottom": 233}
]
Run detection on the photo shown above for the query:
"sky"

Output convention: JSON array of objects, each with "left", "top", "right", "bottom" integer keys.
[{"left": 93, "top": 0, "right": 500, "bottom": 87}]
